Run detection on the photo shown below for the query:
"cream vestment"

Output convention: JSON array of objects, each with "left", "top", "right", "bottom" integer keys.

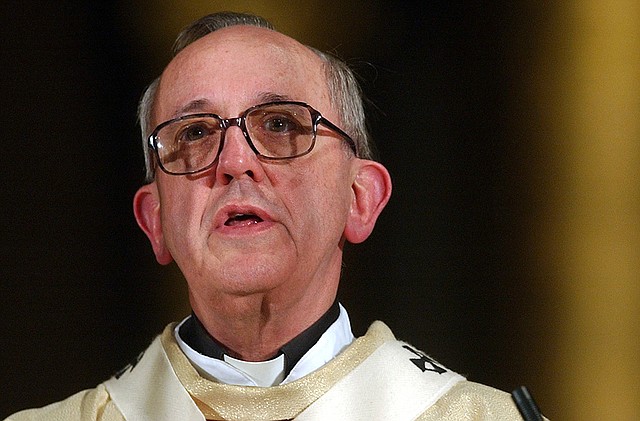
[{"left": 6, "top": 322, "right": 524, "bottom": 420}]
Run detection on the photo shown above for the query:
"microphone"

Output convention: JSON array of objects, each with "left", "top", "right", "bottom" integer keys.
[{"left": 511, "top": 385, "right": 544, "bottom": 421}]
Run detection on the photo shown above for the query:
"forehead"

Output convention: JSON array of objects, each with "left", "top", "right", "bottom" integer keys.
[{"left": 155, "top": 26, "right": 331, "bottom": 121}]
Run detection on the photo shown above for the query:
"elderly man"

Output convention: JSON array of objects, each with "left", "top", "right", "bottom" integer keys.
[{"left": 7, "top": 12, "right": 535, "bottom": 421}]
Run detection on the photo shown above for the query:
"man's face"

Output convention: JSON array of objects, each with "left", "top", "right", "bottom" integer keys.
[{"left": 139, "top": 26, "right": 362, "bottom": 309}]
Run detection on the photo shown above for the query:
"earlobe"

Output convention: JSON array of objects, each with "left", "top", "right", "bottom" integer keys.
[
  {"left": 133, "top": 183, "right": 173, "bottom": 265},
  {"left": 344, "top": 161, "right": 392, "bottom": 244}
]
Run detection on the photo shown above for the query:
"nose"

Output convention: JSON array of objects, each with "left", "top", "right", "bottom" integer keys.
[{"left": 215, "top": 125, "right": 265, "bottom": 185}]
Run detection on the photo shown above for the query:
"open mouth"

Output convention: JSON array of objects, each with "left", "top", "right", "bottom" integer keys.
[{"left": 224, "top": 212, "right": 264, "bottom": 227}]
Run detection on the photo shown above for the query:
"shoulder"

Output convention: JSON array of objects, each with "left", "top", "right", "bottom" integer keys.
[
  {"left": 364, "top": 323, "right": 525, "bottom": 420},
  {"left": 411, "top": 380, "right": 526, "bottom": 420},
  {"left": 417, "top": 380, "right": 523, "bottom": 419},
  {"left": 4, "top": 384, "right": 124, "bottom": 421}
]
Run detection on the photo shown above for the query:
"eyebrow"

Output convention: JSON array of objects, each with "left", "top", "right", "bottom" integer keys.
[
  {"left": 173, "top": 92, "right": 295, "bottom": 118},
  {"left": 256, "top": 91, "right": 293, "bottom": 103},
  {"left": 175, "top": 99, "right": 212, "bottom": 116}
]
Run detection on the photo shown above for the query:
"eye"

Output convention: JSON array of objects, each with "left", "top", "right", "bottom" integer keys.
[
  {"left": 185, "top": 125, "right": 205, "bottom": 141},
  {"left": 176, "top": 121, "right": 219, "bottom": 143},
  {"left": 262, "top": 113, "right": 302, "bottom": 134}
]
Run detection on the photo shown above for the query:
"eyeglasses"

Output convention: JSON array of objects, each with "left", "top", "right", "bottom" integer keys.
[{"left": 148, "top": 101, "right": 357, "bottom": 176}]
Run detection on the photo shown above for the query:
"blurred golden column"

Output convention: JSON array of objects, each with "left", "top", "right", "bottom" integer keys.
[{"left": 533, "top": 1, "right": 640, "bottom": 419}]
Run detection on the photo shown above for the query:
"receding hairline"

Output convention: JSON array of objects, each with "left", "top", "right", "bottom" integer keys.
[
  {"left": 152, "top": 24, "right": 333, "bottom": 122},
  {"left": 167, "top": 24, "right": 326, "bottom": 79},
  {"left": 175, "top": 24, "right": 318, "bottom": 55}
]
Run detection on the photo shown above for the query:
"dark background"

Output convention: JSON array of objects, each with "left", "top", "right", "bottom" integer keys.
[{"left": 5, "top": 1, "right": 635, "bottom": 420}]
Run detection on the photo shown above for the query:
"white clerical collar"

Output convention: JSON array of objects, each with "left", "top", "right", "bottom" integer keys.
[
  {"left": 222, "top": 353, "right": 285, "bottom": 387},
  {"left": 174, "top": 304, "right": 355, "bottom": 387}
]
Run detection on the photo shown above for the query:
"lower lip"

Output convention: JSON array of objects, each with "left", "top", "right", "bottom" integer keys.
[{"left": 215, "top": 220, "right": 275, "bottom": 236}]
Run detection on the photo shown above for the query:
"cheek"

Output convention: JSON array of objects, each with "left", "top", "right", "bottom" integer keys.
[
  {"left": 158, "top": 183, "right": 208, "bottom": 251},
  {"left": 277, "top": 163, "right": 352, "bottom": 237}
]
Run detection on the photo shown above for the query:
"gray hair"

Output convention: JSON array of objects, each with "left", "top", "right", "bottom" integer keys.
[{"left": 138, "top": 12, "right": 373, "bottom": 182}]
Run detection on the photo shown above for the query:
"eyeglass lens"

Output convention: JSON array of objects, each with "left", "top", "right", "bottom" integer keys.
[{"left": 154, "top": 103, "right": 316, "bottom": 174}]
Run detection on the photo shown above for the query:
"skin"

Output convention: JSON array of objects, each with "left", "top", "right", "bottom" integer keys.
[{"left": 134, "top": 25, "right": 392, "bottom": 361}]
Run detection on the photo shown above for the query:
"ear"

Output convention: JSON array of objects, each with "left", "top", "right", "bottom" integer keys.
[
  {"left": 133, "top": 182, "right": 173, "bottom": 265},
  {"left": 344, "top": 160, "right": 392, "bottom": 244}
]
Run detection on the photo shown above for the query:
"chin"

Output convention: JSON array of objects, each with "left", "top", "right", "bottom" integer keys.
[{"left": 215, "top": 261, "right": 291, "bottom": 294}]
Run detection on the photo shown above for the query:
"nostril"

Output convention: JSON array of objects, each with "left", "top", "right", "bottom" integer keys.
[
  {"left": 220, "top": 169, "right": 255, "bottom": 184},
  {"left": 220, "top": 173, "right": 234, "bottom": 184}
]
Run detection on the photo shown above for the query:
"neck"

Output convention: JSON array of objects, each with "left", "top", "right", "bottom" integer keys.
[{"left": 189, "top": 290, "right": 337, "bottom": 361}]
